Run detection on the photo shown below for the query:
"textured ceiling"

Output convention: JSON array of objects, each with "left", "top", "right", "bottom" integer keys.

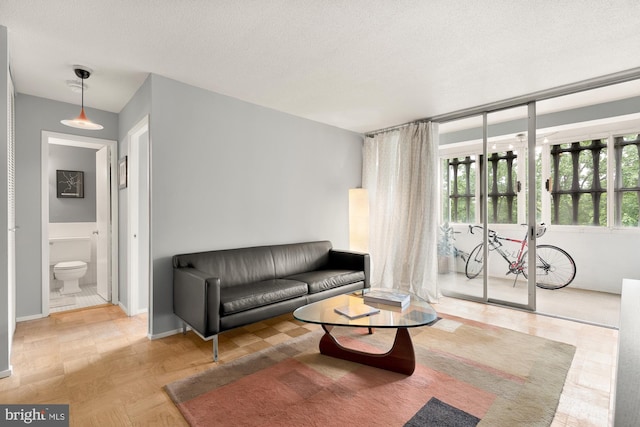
[{"left": 2, "top": 0, "right": 640, "bottom": 133}]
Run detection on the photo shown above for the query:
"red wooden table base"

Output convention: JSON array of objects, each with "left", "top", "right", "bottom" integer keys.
[{"left": 319, "top": 324, "right": 416, "bottom": 375}]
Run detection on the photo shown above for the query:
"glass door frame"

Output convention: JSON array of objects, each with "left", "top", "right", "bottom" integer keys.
[
  {"left": 439, "top": 104, "right": 538, "bottom": 311},
  {"left": 481, "top": 103, "right": 537, "bottom": 311}
]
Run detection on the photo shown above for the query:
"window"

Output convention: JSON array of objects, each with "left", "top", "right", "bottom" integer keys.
[
  {"left": 485, "top": 150, "right": 518, "bottom": 224},
  {"left": 440, "top": 130, "right": 640, "bottom": 228},
  {"left": 614, "top": 134, "right": 640, "bottom": 227},
  {"left": 549, "top": 139, "right": 607, "bottom": 226},
  {"left": 443, "top": 150, "right": 521, "bottom": 225},
  {"left": 443, "top": 156, "right": 475, "bottom": 223}
]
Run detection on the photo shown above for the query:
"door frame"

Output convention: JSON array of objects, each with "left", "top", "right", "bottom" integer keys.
[
  {"left": 40, "top": 131, "right": 119, "bottom": 316},
  {"left": 126, "top": 116, "right": 150, "bottom": 317},
  {"left": 480, "top": 105, "right": 537, "bottom": 312}
]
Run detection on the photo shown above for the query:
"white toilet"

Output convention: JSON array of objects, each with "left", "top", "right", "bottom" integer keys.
[{"left": 50, "top": 237, "right": 91, "bottom": 295}]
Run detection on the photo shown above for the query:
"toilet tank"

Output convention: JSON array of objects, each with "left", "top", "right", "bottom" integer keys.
[{"left": 49, "top": 237, "right": 91, "bottom": 264}]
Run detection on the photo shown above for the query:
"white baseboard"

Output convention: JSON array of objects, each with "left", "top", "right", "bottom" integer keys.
[
  {"left": 0, "top": 366, "right": 13, "bottom": 378},
  {"left": 16, "top": 313, "right": 45, "bottom": 322},
  {"left": 133, "top": 308, "right": 148, "bottom": 316},
  {"left": 118, "top": 301, "right": 129, "bottom": 315}
]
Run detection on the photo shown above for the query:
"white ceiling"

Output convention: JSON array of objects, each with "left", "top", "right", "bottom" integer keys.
[{"left": 2, "top": 1, "right": 640, "bottom": 133}]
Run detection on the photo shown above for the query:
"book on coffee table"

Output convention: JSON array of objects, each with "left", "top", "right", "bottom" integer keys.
[
  {"left": 363, "top": 290, "right": 411, "bottom": 308},
  {"left": 334, "top": 304, "right": 380, "bottom": 319}
]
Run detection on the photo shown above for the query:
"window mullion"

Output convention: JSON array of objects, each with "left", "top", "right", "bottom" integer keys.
[
  {"left": 517, "top": 144, "right": 527, "bottom": 224},
  {"left": 541, "top": 144, "right": 551, "bottom": 225},
  {"left": 608, "top": 134, "right": 616, "bottom": 227}
]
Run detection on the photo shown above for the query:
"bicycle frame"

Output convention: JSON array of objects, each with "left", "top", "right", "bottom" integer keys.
[{"left": 470, "top": 225, "right": 529, "bottom": 274}]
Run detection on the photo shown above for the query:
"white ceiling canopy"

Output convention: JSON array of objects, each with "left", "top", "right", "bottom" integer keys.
[{"left": 2, "top": 0, "right": 640, "bottom": 133}]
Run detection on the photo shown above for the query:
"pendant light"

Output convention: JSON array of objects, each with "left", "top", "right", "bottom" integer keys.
[{"left": 61, "top": 66, "right": 104, "bottom": 130}]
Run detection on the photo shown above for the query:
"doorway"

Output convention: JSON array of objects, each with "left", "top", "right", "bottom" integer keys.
[{"left": 41, "top": 131, "right": 118, "bottom": 315}]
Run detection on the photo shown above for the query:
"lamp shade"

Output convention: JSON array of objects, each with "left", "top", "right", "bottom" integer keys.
[
  {"left": 61, "top": 107, "right": 104, "bottom": 130},
  {"left": 349, "top": 188, "right": 369, "bottom": 252}
]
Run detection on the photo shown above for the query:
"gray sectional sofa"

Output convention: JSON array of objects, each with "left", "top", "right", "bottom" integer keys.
[{"left": 172, "top": 240, "right": 370, "bottom": 360}]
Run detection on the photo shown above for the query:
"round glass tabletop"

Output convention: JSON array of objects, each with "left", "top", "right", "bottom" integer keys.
[{"left": 293, "top": 293, "right": 437, "bottom": 329}]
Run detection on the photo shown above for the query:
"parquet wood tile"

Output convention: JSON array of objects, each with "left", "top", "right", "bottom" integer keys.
[{"left": 2, "top": 299, "right": 618, "bottom": 426}]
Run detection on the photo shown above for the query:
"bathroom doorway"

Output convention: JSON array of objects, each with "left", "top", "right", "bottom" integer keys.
[{"left": 41, "top": 131, "right": 118, "bottom": 315}]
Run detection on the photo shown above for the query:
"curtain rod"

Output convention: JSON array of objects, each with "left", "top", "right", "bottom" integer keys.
[
  {"left": 365, "top": 119, "right": 430, "bottom": 138},
  {"left": 364, "top": 66, "right": 640, "bottom": 137}
]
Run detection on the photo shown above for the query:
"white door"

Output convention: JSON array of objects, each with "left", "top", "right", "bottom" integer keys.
[
  {"left": 96, "top": 147, "right": 110, "bottom": 301},
  {"left": 128, "top": 117, "right": 150, "bottom": 315},
  {"left": 136, "top": 131, "right": 150, "bottom": 313},
  {"left": 8, "top": 77, "right": 16, "bottom": 345}
]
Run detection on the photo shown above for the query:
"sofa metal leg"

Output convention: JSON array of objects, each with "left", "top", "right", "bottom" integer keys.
[
  {"left": 182, "top": 323, "right": 187, "bottom": 335},
  {"left": 213, "top": 335, "right": 219, "bottom": 362}
]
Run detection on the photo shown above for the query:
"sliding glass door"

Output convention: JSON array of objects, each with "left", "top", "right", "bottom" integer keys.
[
  {"left": 438, "top": 78, "right": 639, "bottom": 325},
  {"left": 438, "top": 106, "right": 538, "bottom": 310},
  {"left": 482, "top": 105, "right": 534, "bottom": 308},
  {"left": 438, "top": 115, "right": 485, "bottom": 300}
]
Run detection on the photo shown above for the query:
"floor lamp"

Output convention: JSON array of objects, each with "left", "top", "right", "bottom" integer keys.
[{"left": 349, "top": 188, "right": 369, "bottom": 253}]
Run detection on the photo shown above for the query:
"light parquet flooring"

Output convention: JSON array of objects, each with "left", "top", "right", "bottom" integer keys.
[{"left": 2, "top": 299, "right": 618, "bottom": 426}]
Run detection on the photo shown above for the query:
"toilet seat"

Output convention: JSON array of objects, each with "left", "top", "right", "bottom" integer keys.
[{"left": 54, "top": 261, "right": 87, "bottom": 270}]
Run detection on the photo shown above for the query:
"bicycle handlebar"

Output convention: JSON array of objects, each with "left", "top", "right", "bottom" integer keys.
[
  {"left": 468, "top": 223, "right": 547, "bottom": 240},
  {"left": 468, "top": 225, "right": 497, "bottom": 240}
]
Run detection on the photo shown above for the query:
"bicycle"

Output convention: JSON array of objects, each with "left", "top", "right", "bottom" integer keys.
[{"left": 464, "top": 223, "right": 576, "bottom": 290}]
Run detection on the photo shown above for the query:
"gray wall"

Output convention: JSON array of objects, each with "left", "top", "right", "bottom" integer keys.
[
  {"left": 14, "top": 71, "right": 363, "bottom": 338},
  {"left": 1, "top": 25, "right": 10, "bottom": 375},
  {"left": 121, "top": 74, "right": 363, "bottom": 336},
  {"left": 49, "top": 145, "right": 97, "bottom": 223},
  {"left": 15, "top": 94, "right": 118, "bottom": 318}
]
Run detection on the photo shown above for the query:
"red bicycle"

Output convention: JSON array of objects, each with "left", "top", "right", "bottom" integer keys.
[{"left": 464, "top": 224, "right": 576, "bottom": 290}]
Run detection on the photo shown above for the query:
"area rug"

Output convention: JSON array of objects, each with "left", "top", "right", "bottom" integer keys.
[{"left": 165, "top": 314, "right": 575, "bottom": 426}]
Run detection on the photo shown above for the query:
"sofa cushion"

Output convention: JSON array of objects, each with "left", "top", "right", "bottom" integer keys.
[
  {"left": 271, "top": 241, "right": 332, "bottom": 278},
  {"left": 220, "top": 279, "right": 308, "bottom": 315},
  {"left": 173, "top": 246, "right": 276, "bottom": 287},
  {"left": 285, "top": 270, "right": 365, "bottom": 294}
]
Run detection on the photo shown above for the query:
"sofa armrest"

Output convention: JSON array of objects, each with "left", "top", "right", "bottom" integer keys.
[
  {"left": 328, "top": 250, "right": 370, "bottom": 288},
  {"left": 173, "top": 267, "right": 221, "bottom": 337}
]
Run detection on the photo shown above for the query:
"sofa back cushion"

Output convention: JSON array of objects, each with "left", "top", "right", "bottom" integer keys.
[
  {"left": 271, "top": 241, "right": 332, "bottom": 278},
  {"left": 173, "top": 241, "right": 333, "bottom": 288},
  {"left": 173, "top": 246, "right": 276, "bottom": 288}
]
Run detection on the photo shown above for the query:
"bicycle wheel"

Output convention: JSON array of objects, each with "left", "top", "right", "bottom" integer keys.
[
  {"left": 465, "top": 243, "right": 484, "bottom": 279},
  {"left": 521, "top": 245, "right": 576, "bottom": 290}
]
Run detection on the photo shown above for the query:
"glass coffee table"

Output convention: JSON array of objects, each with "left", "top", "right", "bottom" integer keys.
[{"left": 293, "top": 292, "right": 437, "bottom": 375}]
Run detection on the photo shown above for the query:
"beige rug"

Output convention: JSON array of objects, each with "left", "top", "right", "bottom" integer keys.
[{"left": 166, "top": 313, "right": 575, "bottom": 426}]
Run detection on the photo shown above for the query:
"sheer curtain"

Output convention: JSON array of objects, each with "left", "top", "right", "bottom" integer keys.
[{"left": 363, "top": 122, "right": 440, "bottom": 302}]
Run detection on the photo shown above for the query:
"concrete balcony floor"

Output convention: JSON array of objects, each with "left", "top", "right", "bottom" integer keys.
[{"left": 438, "top": 272, "right": 621, "bottom": 328}]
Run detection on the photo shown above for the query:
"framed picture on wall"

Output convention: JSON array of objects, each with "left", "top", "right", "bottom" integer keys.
[
  {"left": 56, "top": 170, "right": 84, "bottom": 198},
  {"left": 119, "top": 156, "right": 128, "bottom": 189}
]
